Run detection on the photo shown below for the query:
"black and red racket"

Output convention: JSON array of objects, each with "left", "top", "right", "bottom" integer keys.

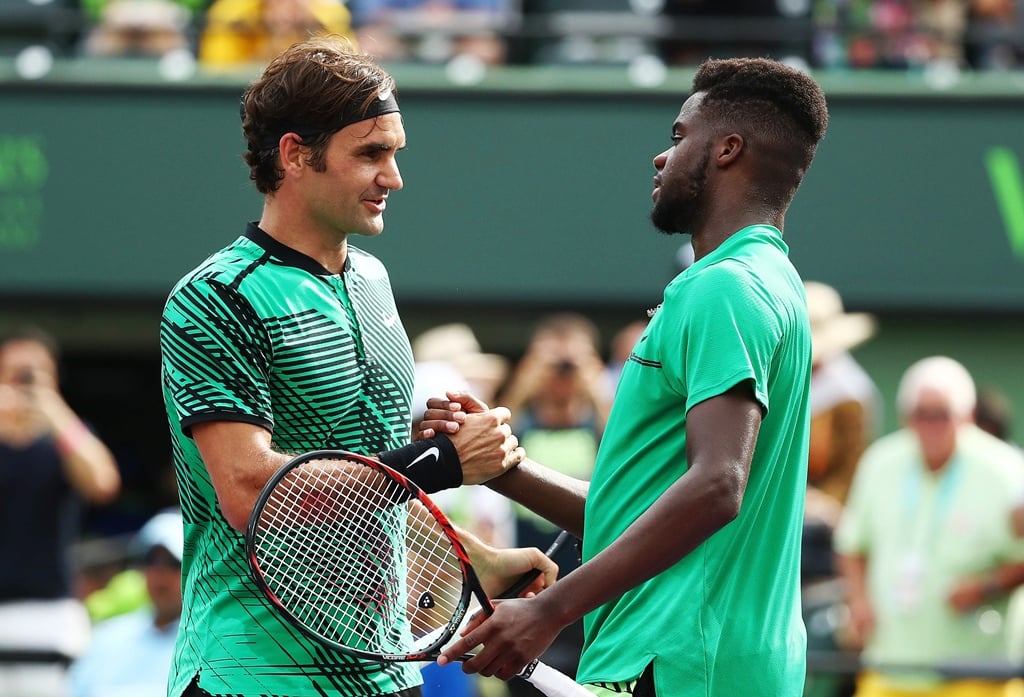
[{"left": 245, "top": 449, "right": 590, "bottom": 697}]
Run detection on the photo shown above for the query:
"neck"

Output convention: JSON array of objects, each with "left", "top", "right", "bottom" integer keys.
[
  {"left": 691, "top": 208, "right": 783, "bottom": 261},
  {"left": 259, "top": 201, "right": 348, "bottom": 274}
]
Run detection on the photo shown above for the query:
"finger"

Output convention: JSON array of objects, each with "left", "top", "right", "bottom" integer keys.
[{"left": 491, "top": 406, "right": 511, "bottom": 422}]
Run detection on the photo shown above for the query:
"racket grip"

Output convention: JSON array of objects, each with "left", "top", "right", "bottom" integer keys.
[{"left": 519, "top": 659, "right": 593, "bottom": 697}]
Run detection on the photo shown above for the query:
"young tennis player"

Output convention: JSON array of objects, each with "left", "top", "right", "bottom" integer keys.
[
  {"left": 428, "top": 57, "right": 830, "bottom": 696},
  {"left": 160, "top": 37, "right": 554, "bottom": 697}
]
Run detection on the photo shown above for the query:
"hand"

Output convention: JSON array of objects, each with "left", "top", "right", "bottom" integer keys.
[
  {"left": 447, "top": 406, "right": 524, "bottom": 485},
  {"left": 437, "top": 595, "right": 565, "bottom": 681},
  {"left": 948, "top": 578, "right": 989, "bottom": 613},
  {"left": 844, "top": 593, "right": 874, "bottom": 650},
  {"left": 417, "top": 391, "right": 491, "bottom": 439},
  {"left": 467, "top": 539, "right": 558, "bottom": 598}
]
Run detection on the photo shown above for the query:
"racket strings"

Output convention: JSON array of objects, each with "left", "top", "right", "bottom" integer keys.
[{"left": 251, "top": 456, "right": 469, "bottom": 656}]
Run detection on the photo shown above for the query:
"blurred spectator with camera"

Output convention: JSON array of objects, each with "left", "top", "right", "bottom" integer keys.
[
  {"left": 496, "top": 312, "right": 610, "bottom": 693},
  {"left": 69, "top": 508, "right": 183, "bottom": 697},
  {"left": 0, "top": 326, "right": 121, "bottom": 697},
  {"left": 834, "top": 356, "right": 1024, "bottom": 696},
  {"left": 198, "top": 0, "right": 354, "bottom": 70}
]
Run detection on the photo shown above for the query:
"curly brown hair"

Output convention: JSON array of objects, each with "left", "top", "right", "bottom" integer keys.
[
  {"left": 240, "top": 36, "right": 399, "bottom": 194},
  {"left": 692, "top": 58, "right": 829, "bottom": 206}
]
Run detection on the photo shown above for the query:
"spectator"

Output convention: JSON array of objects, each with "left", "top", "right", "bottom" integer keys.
[
  {"left": 80, "top": 0, "right": 197, "bottom": 58},
  {"left": 198, "top": 0, "right": 355, "bottom": 71},
  {"left": 835, "top": 356, "right": 1024, "bottom": 696},
  {"left": 0, "top": 326, "right": 121, "bottom": 697},
  {"left": 351, "top": 0, "right": 509, "bottom": 65},
  {"left": 495, "top": 312, "right": 611, "bottom": 693},
  {"left": 410, "top": 322, "right": 515, "bottom": 697},
  {"left": 69, "top": 508, "right": 183, "bottom": 697},
  {"left": 805, "top": 280, "right": 882, "bottom": 508},
  {"left": 601, "top": 319, "right": 647, "bottom": 402}
]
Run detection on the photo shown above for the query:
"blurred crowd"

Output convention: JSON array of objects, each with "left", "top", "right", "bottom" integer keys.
[
  {"left": 3, "top": 271, "right": 1024, "bottom": 697},
  {"left": 1, "top": 0, "right": 1022, "bottom": 72}
]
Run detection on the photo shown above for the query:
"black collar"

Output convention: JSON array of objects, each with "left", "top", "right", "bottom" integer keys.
[{"left": 243, "top": 223, "right": 351, "bottom": 275}]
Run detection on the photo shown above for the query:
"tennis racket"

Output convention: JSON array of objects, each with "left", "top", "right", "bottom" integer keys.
[{"left": 245, "top": 449, "right": 592, "bottom": 697}]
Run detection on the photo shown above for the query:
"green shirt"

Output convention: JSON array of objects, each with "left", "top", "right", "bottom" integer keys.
[
  {"left": 579, "top": 225, "right": 812, "bottom": 695},
  {"left": 160, "top": 224, "right": 419, "bottom": 696},
  {"left": 834, "top": 424, "right": 1024, "bottom": 688}
]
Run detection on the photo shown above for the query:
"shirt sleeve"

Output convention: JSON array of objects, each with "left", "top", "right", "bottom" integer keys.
[
  {"left": 160, "top": 278, "right": 274, "bottom": 436},
  {"left": 662, "top": 262, "right": 780, "bottom": 415}
]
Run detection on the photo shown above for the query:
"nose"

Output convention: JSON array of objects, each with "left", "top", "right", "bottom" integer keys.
[
  {"left": 653, "top": 149, "right": 669, "bottom": 170},
  {"left": 378, "top": 158, "right": 403, "bottom": 191}
]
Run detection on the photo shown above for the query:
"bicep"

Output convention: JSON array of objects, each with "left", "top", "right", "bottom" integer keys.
[{"left": 685, "top": 382, "right": 763, "bottom": 501}]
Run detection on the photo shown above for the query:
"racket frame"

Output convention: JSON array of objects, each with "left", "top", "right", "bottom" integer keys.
[{"left": 245, "top": 449, "right": 485, "bottom": 662}]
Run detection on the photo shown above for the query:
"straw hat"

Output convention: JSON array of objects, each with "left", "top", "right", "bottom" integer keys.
[{"left": 805, "top": 281, "right": 877, "bottom": 364}]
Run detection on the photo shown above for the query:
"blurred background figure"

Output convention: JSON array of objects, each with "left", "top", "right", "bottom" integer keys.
[
  {"left": 601, "top": 318, "right": 647, "bottom": 402},
  {"left": 834, "top": 356, "right": 1024, "bottom": 697},
  {"left": 0, "top": 327, "right": 121, "bottom": 697},
  {"left": 802, "top": 280, "right": 882, "bottom": 697},
  {"left": 805, "top": 280, "right": 882, "bottom": 509},
  {"left": 350, "top": 0, "right": 510, "bottom": 65},
  {"left": 496, "top": 312, "right": 610, "bottom": 694},
  {"left": 411, "top": 323, "right": 513, "bottom": 697},
  {"left": 198, "top": 0, "right": 354, "bottom": 70},
  {"left": 975, "top": 387, "right": 1017, "bottom": 447},
  {"left": 69, "top": 508, "right": 183, "bottom": 697},
  {"left": 79, "top": 0, "right": 198, "bottom": 57}
]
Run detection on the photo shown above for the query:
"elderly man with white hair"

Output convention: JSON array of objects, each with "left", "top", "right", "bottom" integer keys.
[{"left": 834, "top": 356, "right": 1024, "bottom": 697}]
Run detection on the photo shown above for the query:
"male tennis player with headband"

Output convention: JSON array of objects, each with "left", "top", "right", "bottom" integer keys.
[
  {"left": 160, "top": 37, "right": 555, "bottom": 697},
  {"left": 427, "top": 58, "right": 830, "bottom": 696}
]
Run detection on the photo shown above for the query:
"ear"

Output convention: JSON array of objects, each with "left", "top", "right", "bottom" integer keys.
[
  {"left": 715, "top": 133, "right": 745, "bottom": 167},
  {"left": 278, "top": 133, "right": 307, "bottom": 177}
]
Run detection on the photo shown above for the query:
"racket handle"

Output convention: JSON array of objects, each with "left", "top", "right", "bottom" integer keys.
[{"left": 519, "top": 659, "right": 593, "bottom": 697}]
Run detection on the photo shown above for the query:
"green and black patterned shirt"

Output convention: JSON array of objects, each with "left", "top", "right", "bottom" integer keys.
[{"left": 160, "top": 223, "right": 420, "bottom": 697}]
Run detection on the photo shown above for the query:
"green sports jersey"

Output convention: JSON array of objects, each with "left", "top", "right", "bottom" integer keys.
[
  {"left": 160, "top": 224, "right": 420, "bottom": 697},
  {"left": 578, "top": 225, "right": 812, "bottom": 696}
]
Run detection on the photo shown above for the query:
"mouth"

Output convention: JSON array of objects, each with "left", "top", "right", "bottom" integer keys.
[
  {"left": 363, "top": 196, "right": 387, "bottom": 213},
  {"left": 652, "top": 177, "right": 662, "bottom": 201}
]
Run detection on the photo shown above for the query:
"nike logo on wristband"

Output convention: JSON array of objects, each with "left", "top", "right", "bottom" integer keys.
[{"left": 409, "top": 446, "right": 440, "bottom": 469}]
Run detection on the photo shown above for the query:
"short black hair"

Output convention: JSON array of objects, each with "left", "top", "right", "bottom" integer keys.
[{"left": 692, "top": 58, "right": 829, "bottom": 205}]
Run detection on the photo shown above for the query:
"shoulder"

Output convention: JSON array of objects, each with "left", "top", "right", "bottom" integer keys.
[{"left": 960, "top": 425, "right": 1024, "bottom": 479}]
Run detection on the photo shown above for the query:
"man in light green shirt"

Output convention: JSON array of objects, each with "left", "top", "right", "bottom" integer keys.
[{"left": 835, "top": 356, "right": 1024, "bottom": 695}]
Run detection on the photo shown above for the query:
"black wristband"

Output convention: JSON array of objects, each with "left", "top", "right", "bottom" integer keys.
[{"left": 378, "top": 435, "right": 462, "bottom": 494}]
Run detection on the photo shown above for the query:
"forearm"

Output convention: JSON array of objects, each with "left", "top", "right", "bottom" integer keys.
[
  {"left": 486, "top": 458, "right": 588, "bottom": 538},
  {"left": 56, "top": 420, "right": 121, "bottom": 504},
  {"left": 45, "top": 399, "right": 120, "bottom": 504},
  {"left": 532, "top": 467, "right": 739, "bottom": 628}
]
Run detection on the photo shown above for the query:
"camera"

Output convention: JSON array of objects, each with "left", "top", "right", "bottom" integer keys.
[{"left": 554, "top": 359, "right": 577, "bottom": 376}]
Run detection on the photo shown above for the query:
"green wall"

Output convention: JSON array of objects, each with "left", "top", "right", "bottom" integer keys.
[{"left": 1, "top": 63, "right": 1023, "bottom": 313}]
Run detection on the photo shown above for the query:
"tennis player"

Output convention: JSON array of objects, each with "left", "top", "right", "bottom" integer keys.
[
  {"left": 160, "top": 37, "right": 554, "bottom": 697},
  {"left": 429, "top": 57, "right": 830, "bottom": 696}
]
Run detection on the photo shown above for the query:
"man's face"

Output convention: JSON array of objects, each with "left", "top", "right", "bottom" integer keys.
[
  {"left": 650, "top": 92, "right": 712, "bottom": 237},
  {"left": 0, "top": 339, "right": 57, "bottom": 389},
  {"left": 907, "top": 387, "right": 962, "bottom": 463},
  {"left": 300, "top": 112, "right": 406, "bottom": 240}
]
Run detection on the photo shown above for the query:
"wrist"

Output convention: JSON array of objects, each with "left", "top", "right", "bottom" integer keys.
[
  {"left": 55, "top": 419, "right": 90, "bottom": 458},
  {"left": 982, "top": 577, "right": 1003, "bottom": 600},
  {"left": 379, "top": 434, "right": 461, "bottom": 493}
]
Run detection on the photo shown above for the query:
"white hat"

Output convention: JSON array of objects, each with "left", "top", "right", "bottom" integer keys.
[
  {"left": 131, "top": 509, "right": 184, "bottom": 562},
  {"left": 411, "top": 323, "right": 508, "bottom": 385},
  {"left": 805, "top": 281, "right": 877, "bottom": 364}
]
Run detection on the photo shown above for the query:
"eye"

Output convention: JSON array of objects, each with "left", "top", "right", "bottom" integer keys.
[{"left": 671, "top": 134, "right": 683, "bottom": 145}]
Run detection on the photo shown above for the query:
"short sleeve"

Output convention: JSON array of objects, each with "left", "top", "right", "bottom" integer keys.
[
  {"left": 160, "top": 278, "right": 274, "bottom": 436},
  {"left": 663, "top": 263, "right": 780, "bottom": 415}
]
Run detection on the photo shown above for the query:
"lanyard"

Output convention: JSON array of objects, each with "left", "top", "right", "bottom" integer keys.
[{"left": 900, "top": 456, "right": 962, "bottom": 555}]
